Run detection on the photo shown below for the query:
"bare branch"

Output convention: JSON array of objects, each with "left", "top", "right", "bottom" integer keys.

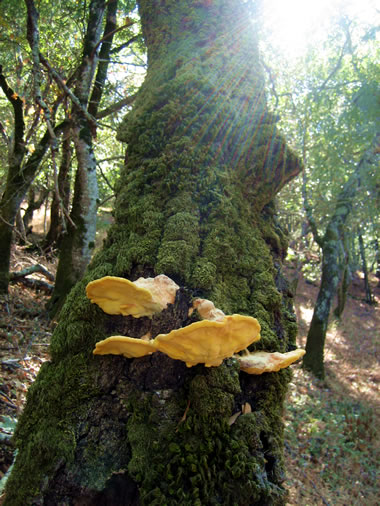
[
  {"left": 96, "top": 93, "right": 137, "bottom": 119},
  {"left": 25, "top": 0, "right": 56, "bottom": 144},
  {"left": 110, "top": 34, "right": 139, "bottom": 55},
  {"left": 91, "top": 18, "right": 135, "bottom": 58},
  {"left": 39, "top": 55, "right": 98, "bottom": 129},
  {"left": 97, "top": 163, "right": 115, "bottom": 192},
  {"left": 0, "top": 64, "right": 26, "bottom": 162},
  {"left": 0, "top": 120, "right": 10, "bottom": 146},
  {"left": 10, "top": 263, "right": 55, "bottom": 282},
  {"left": 50, "top": 144, "right": 77, "bottom": 230},
  {"left": 97, "top": 156, "right": 124, "bottom": 163}
]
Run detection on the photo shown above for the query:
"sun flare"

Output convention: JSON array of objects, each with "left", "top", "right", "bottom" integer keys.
[{"left": 262, "top": 0, "right": 378, "bottom": 58}]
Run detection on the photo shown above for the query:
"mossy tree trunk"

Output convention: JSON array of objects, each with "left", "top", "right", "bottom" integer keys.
[{"left": 5, "top": 1, "right": 302, "bottom": 504}]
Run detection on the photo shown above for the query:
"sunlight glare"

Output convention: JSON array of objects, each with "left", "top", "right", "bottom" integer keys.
[{"left": 262, "top": 0, "right": 379, "bottom": 58}]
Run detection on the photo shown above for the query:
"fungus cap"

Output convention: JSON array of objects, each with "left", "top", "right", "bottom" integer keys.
[
  {"left": 192, "top": 298, "right": 226, "bottom": 322},
  {"left": 153, "top": 314, "right": 261, "bottom": 367},
  {"left": 237, "top": 349, "right": 305, "bottom": 374},
  {"left": 93, "top": 335, "right": 157, "bottom": 358},
  {"left": 86, "top": 274, "right": 179, "bottom": 318}
]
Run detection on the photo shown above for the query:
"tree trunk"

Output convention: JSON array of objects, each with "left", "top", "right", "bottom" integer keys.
[
  {"left": 44, "top": 132, "right": 72, "bottom": 249},
  {"left": 358, "top": 231, "right": 373, "bottom": 304},
  {"left": 4, "top": 1, "right": 301, "bottom": 504},
  {"left": 374, "top": 236, "right": 380, "bottom": 287},
  {"left": 333, "top": 259, "right": 350, "bottom": 318},
  {"left": 303, "top": 135, "right": 379, "bottom": 378},
  {"left": 0, "top": 119, "right": 67, "bottom": 292},
  {"left": 15, "top": 209, "right": 27, "bottom": 244},
  {"left": 304, "top": 222, "right": 346, "bottom": 378},
  {"left": 47, "top": 0, "right": 106, "bottom": 315},
  {"left": 48, "top": 0, "right": 122, "bottom": 314}
]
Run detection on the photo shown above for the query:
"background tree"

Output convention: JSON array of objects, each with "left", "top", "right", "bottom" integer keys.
[
  {"left": 262, "top": 15, "right": 379, "bottom": 378},
  {"left": 4, "top": 0, "right": 302, "bottom": 503},
  {"left": 0, "top": 0, "right": 142, "bottom": 294}
]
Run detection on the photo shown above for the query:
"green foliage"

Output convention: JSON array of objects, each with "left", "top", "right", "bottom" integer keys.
[
  {"left": 0, "top": 0, "right": 145, "bottom": 226},
  {"left": 264, "top": 15, "right": 380, "bottom": 268}
]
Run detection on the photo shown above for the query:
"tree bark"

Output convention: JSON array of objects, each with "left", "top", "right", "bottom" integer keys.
[
  {"left": 333, "top": 257, "right": 350, "bottom": 318},
  {"left": 374, "top": 236, "right": 380, "bottom": 287},
  {"left": 5, "top": 1, "right": 301, "bottom": 504}
]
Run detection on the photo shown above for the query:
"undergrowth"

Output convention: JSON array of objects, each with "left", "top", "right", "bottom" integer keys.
[{"left": 284, "top": 367, "right": 379, "bottom": 505}]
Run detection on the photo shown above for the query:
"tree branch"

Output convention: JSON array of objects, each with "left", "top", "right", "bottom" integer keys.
[
  {"left": 25, "top": 0, "right": 56, "bottom": 144},
  {"left": 109, "top": 34, "right": 139, "bottom": 55},
  {"left": 0, "top": 64, "right": 26, "bottom": 162},
  {"left": 301, "top": 115, "right": 324, "bottom": 247},
  {"left": 318, "top": 31, "right": 350, "bottom": 94},
  {"left": 90, "top": 17, "right": 135, "bottom": 59},
  {"left": 10, "top": 263, "right": 55, "bottom": 282},
  {"left": 96, "top": 93, "right": 137, "bottom": 119},
  {"left": 88, "top": 0, "right": 118, "bottom": 122},
  {"left": 0, "top": 120, "right": 10, "bottom": 146},
  {"left": 39, "top": 55, "right": 98, "bottom": 129}
]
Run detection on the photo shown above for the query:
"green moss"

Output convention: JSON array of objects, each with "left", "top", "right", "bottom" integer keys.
[
  {"left": 5, "top": 351, "right": 103, "bottom": 503},
  {"left": 191, "top": 258, "right": 217, "bottom": 290},
  {"left": 125, "top": 361, "right": 287, "bottom": 505}
]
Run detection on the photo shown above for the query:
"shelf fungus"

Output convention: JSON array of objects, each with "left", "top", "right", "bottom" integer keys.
[
  {"left": 91, "top": 314, "right": 261, "bottom": 367},
  {"left": 93, "top": 335, "right": 158, "bottom": 358},
  {"left": 86, "top": 274, "right": 179, "bottom": 318},
  {"left": 154, "top": 314, "right": 261, "bottom": 367},
  {"left": 236, "top": 349, "right": 305, "bottom": 374}
]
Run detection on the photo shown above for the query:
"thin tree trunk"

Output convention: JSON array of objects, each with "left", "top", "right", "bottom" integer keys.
[
  {"left": 44, "top": 130, "right": 72, "bottom": 249},
  {"left": 358, "top": 231, "right": 373, "bottom": 304},
  {"left": 334, "top": 259, "right": 350, "bottom": 318},
  {"left": 48, "top": 0, "right": 122, "bottom": 314},
  {"left": 0, "top": 107, "right": 67, "bottom": 292},
  {"left": 48, "top": 0, "right": 106, "bottom": 315},
  {"left": 15, "top": 209, "right": 27, "bottom": 244},
  {"left": 374, "top": 236, "right": 380, "bottom": 286},
  {"left": 5, "top": 1, "right": 301, "bottom": 504}
]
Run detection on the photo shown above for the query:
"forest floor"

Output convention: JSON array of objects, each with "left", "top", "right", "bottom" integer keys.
[{"left": 0, "top": 245, "right": 379, "bottom": 504}]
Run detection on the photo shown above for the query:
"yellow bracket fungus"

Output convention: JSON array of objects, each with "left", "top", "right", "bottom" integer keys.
[
  {"left": 236, "top": 349, "right": 305, "bottom": 374},
  {"left": 86, "top": 274, "right": 179, "bottom": 318},
  {"left": 153, "top": 314, "right": 261, "bottom": 367},
  {"left": 91, "top": 314, "right": 261, "bottom": 367},
  {"left": 93, "top": 335, "right": 157, "bottom": 358}
]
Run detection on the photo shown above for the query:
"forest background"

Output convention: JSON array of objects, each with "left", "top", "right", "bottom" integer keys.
[{"left": 0, "top": 0, "right": 379, "bottom": 504}]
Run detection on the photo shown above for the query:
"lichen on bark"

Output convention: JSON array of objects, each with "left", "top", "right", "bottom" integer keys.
[{"left": 5, "top": 1, "right": 301, "bottom": 504}]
